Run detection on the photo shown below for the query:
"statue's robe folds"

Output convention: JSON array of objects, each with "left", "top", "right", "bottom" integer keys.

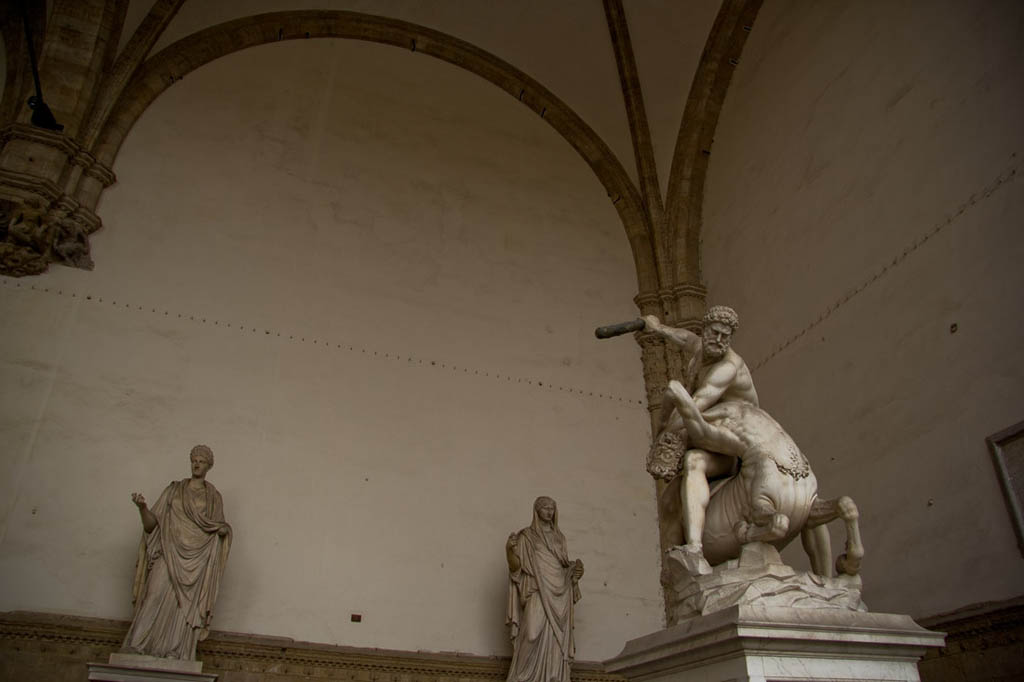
[
  {"left": 506, "top": 528, "right": 580, "bottom": 682},
  {"left": 123, "top": 479, "right": 232, "bottom": 660}
]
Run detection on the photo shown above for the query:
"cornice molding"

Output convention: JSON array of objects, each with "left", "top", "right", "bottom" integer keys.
[
  {"left": 0, "top": 611, "right": 622, "bottom": 682},
  {"left": 0, "top": 168, "right": 63, "bottom": 203},
  {"left": 917, "top": 595, "right": 1024, "bottom": 639},
  {"left": 0, "top": 122, "right": 81, "bottom": 158},
  {"left": 0, "top": 124, "right": 117, "bottom": 190},
  {"left": 670, "top": 283, "right": 707, "bottom": 301},
  {"left": 915, "top": 596, "right": 1024, "bottom": 679}
]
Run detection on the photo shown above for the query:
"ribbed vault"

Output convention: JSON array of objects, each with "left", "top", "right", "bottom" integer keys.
[{"left": 90, "top": 10, "right": 661, "bottom": 294}]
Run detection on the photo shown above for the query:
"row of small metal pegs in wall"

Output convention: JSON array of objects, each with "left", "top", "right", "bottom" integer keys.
[{"left": 0, "top": 277, "right": 645, "bottom": 406}]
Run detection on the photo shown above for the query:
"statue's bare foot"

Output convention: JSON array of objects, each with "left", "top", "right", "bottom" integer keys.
[{"left": 667, "top": 543, "right": 712, "bottom": 576}]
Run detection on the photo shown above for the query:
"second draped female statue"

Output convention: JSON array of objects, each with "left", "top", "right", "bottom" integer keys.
[{"left": 505, "top": 497, "right": 584, "bottom": 682}]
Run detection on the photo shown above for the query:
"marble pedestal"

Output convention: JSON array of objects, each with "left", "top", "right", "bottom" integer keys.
[
  {"left": 605, "top": 605, "right": 945, "bottom": 682},
  {"left": 87, "top": 653, "right": 217, "bottom": 681}
]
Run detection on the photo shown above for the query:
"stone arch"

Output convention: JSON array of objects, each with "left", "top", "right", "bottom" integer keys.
[
  {"left": 664, "top": 0, "right": 762, "bottom": 291},
  {"left": 90, "top": 10, "right": 659, "bottom": 293}
]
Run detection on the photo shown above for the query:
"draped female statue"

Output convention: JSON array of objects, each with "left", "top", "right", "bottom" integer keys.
[
  {"left": 505, "top": 497, "right": 584, "bottom": 682},
  {"left": 122, "top": 444, "right": 232, "bottom": 660}
]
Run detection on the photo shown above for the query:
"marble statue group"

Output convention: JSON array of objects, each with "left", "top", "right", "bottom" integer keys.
[
  {"left": 115, "top": 303, "right": 867, "bottom": 682},
  {"left": 637, "top": 307, "right": 865, "bottom": 620},
  {"left": 642, "top": 307, "right": 863, "bottom": 576}
]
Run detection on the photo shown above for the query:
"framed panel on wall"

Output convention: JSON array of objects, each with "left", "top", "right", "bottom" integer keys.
[{"left": 987, "top": 420, "right": 1024, "bottom": 557}]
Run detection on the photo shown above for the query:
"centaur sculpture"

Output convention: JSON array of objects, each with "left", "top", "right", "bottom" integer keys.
[
  {"left": 597, "top": 307, "right": 863, "bottom": 617},
  {"left": 659, "top": 375, "right": 863, "bottom": 577}
]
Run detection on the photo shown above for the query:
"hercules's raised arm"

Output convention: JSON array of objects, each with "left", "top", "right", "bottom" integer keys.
[{"left": 643, "top": 315, "right": 699, "bottom": 352}]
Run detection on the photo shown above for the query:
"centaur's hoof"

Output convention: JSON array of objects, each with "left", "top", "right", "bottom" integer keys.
[
  {"left": 667, "top": 543, "right": 713, "bottom": 576},
  {"left": 836, "top": 552, "right": 861, "bottom": 576}
]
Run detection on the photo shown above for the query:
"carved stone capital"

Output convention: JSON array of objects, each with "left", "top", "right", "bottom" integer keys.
[
  {"left": 669, "top": 283, "right": 706, "bottom": 330},
  {"left": 671, "top": 282, "right": 706, "bottom": 299},
  {"left": 77, "top": 151, "right": 117, "bottom": 186},
  {"left": 633, "top": 291, "right": 662, "bottom": 316},
  {"left": 635, "top": 284, "right": 707, "bottom": 329}
]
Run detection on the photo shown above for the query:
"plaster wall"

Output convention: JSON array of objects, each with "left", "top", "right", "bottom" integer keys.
[
  {"left": 131, "top": 0, "right": 638, "bottom": 189},
  {"left": 0, "top": 38, "right": 663, "bottom": 658},
  {"left": 623, "top": 0, "right": 720, "bottom": 199},
  {"left": 702, "top": 0, "right": 1024, "bottom": 617}
]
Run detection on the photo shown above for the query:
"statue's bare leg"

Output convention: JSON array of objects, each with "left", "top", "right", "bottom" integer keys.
[
  {"left": 801, "top": 524, "right": 833, "bottom": 577},
  {"left": 835, "top": 496, "right": 863, "bottom": 575},
  {"left": 681, "top": 448, "right": 733, "bottom": 547},
  {"left": 660, "top": 381, "right": 739, "bottom": 576},
  {"left": 805, "top": 495, "right": 863, "bottom": 576}
]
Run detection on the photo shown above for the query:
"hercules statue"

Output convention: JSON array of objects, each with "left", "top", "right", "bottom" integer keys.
[{"left": 597, "top": 306, "right": 863, "bottom": 585}]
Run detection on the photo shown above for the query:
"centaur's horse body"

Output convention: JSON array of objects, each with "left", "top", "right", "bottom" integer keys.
[
  {"left": 698, "top": 401, "right": 816, "bottom": 564},
  {"left": 665, "top": 381, "right": 863, "bottom": 576}
]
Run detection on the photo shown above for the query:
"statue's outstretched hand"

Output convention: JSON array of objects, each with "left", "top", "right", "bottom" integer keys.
[
  {"left": 642, "top": 315, "right": 661, "bottom": 332},
  {"left": 131, "top": 493, "right": 146, "bottom": 509}
]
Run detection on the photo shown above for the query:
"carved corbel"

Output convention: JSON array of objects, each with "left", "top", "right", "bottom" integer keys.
[
  {"left": 0, "top": 198, "right": 53, "bottom": 276},
  {"left": 0, "top": 122, "right": 111, "bottom": 275}
]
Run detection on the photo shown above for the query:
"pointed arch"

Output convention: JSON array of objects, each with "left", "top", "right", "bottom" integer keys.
[
  {"left": 664, "top": 0, "right": 763, "bottom": 288},
  {"left": 90, "top": 10, "right": 659, "bottom": 293}
]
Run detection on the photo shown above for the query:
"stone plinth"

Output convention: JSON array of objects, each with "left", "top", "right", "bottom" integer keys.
[
  {"left": 666, "top": 542, "right": 867, "bottom": 623},
  {"left": 605, "top": 605, "right": 945, "bottom": 682},
  {"left": 87, "top": 653, "right": 216, "bottom": 681}
]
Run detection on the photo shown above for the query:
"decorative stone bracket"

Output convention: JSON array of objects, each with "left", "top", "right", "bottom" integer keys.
[{"left": 0, "top": 123, "right": 114, "bottom": 277}]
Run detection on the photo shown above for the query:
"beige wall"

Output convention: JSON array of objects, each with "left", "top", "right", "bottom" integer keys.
[
  {"left": 5, "top": 0, "right": 1021, "bottom": 663},
  {"left": 137, "top": 0, "right": 638, "bottom": 191},
  {"left": 0, "top": 37, "right": 663, "bottom": 658},
  {"left": 702, "top": 0, "right": 1024, "bottom": 617}
]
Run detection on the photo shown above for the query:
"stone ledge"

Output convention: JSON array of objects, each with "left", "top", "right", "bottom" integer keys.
[
  {"left": 0, "top": 611, "right": 620, "bottom": 682},
  {"left": 88, "top": 660, "right": 217, "bottom": 682},
  {"left": 916, "top": 596, "right": 1024, "bottom": 682}
]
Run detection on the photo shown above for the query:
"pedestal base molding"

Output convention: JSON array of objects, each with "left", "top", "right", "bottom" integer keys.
[
  {"left": 88, "top": 652, "right": 216, "bottom": 681},
  {"left": 605, "top": 605, "right": 945, "bottom": 682},
  {"left": 1, "top": 610, "right": 619, "bottom": 682}
]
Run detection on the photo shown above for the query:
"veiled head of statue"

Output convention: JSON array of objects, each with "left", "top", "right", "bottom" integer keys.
[
  {"left": 534, "top": 496, "right": 556, "bottom": 522},
  {"left": 529, "top": 496, "right": 568, "bottom": 560}
]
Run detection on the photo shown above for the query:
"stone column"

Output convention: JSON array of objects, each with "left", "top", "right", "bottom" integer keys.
[{"left": 633, "top": 283, "right": 706, "bottom": 570}]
